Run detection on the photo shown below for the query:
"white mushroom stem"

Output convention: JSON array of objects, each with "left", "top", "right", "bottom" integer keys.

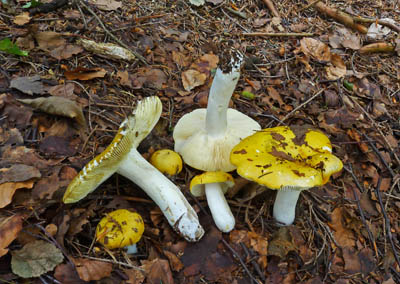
[
  {"left": 273, "top": 187, "right": 302, "bottom": 226},
  {"left": 206, "top": 61, "right": 242, "bottom": 137},
  {"left": 117, "top": 149, "right": 204, "bottom": 242},
  {"left": 125, "top": 244, "right": 138, "bottom": 254},
  {"left": 204, "top": 183, "right": 235, "bottom": 232}
]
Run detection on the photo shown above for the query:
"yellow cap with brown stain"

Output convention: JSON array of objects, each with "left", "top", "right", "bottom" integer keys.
[
  {"left": 190, "top": 171, "right": 234, "bottom": 197},
  {"left": 230, "top": 126, "right": 343, "bottom": 190},
  {"left": 96, "top": 209, "right": 144, "bottom": 250},
  {"left": 149, "top": 149, "right": 183, "bottom": 176}
]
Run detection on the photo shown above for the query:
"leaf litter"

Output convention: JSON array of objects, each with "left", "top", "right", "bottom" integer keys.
[{"left": 0, "top": 0, "right": 400, "bottom": 283}]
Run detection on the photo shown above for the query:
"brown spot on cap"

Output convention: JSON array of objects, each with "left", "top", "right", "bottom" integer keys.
[
  {"left": 271, "top": 132, "right": 285, "bottom": 141},
  {"left": 233, "top": 149, "right": 247, "bottom": 154},
  {"left": 292, "top": 170, "right": 305, "bottom": 177}
]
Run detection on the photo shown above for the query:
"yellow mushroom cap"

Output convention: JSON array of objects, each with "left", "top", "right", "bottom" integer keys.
[
  {"left": 96, "top": 209, "right": 144, "bottom": 250},
  {"left": 190, "top": 171, "right": 235, "bottom": 197},
  {"left": 230, "top": 126, "right": 343, "bottom": 190},
  {"left": 149, "top": 149, "right": 183, "bottom": 176}
]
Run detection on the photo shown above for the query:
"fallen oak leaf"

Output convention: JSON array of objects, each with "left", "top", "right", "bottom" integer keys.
[
  {"left": 13, "top": 12, "right": 31, "bottom": 26},
  {"left": 50, "top": 44, "right": 83, "bottom": 60},
  {"left": 10, "top": 75, "right": 44, "bottom": 95},
  {"left": 63, "top": 66, "right": 107, "bottom": 81},
  {"left": 0, "top": 215, "right": 23, "bottom": 257},
  {"left": 17, "top": 96, "right": 86, "bottom": 128},
  {"left": 182, "top": 69, "right": 207, "bottom": 91}
]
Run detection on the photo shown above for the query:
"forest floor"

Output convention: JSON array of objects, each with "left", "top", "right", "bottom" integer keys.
[{"left": 1, "top": 0, "right": 400, "bottom": 283}]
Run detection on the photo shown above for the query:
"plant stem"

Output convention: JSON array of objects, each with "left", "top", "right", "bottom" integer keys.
[{"left": 273, "top": 188, "right": 302, "bottom": 225}]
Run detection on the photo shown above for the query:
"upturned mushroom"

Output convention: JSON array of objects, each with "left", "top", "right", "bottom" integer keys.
[
  {"left": 230, "top": 125, "right": 343, "bottom": 225},
  {"left": 173, "top": 50, "right": 261, "bottom": 232},
  {"left": 96, "top": 209, "right": 144, "bottom": 254},
  {"left": 63, "top": 96, "right": 204, "bottom": 242}
]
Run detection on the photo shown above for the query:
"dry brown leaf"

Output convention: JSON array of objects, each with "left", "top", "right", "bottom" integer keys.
[
  {"left": 18, "top": 97, "right": 86, "bottom": 127},
  {"left": 0, "top": 215, "right": 23, "bottom": 257},
  {"left": 0, "top": 180, "right": 35, "bottom": 208},
  {"left": 48, "top": 83, "right": 75, "bottom": 99},
  {"left": 64, "top": 66, "right": 107, "bottom": 81},
  {"left": 90, "top": 0, "right": 122, "bottom": 11},
  {"left": 300, "top": 38, "right": 331, "bottom": 62},
  {"left": 163, "top": 250, "right": 184, "bottom": 272},
  {"left": 182, "top": 69, "right": 207, "bottom": 91},
  {"left": 123, "top": 268, "right": 145, "bottom": 284},
  {"left": 325, "top": 53, "right": 346, "bottom": 80},
  {"left": 191, "top": 53, "right": 219, "bottom": 74},
  {"left": 0, "top": 164, "right": 41, "bottom": 183},
  {"left": 13, "top": 12, "right": 31, "bottom": 26},
  {"left": 140, "top": 259, "right": 174, "bottom": 284},
  {"left": 172, "top": 51, "right": 190, "bottom": 67},
  {"left": 117, "top": 70, "right": 132, "bottom": 87},
  {"left": 10, "top": 75, "right": 44, "bottom": 95},
  {"left": 34, "top": 31, "right": 66, "bottom": 51},
  {"left": 50, "top": 44, "right": 83, "bottom": 60},
  {"left": 328, "top": 207, "right": 356, "bottom": 247},
  {"left": 343, "top": 247, "right": 375, "bottom": 275},
  {"left": 73, "top": 258, "right": 113, "bottom": 281},
  {"left": 54, "top": 263, "right": 85, "bottom": 284}
]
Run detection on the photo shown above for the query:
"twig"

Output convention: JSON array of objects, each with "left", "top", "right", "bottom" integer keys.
[
  {"left": 278, "top": 89, "right": 324, "bottom": 125},
  {"left": 79, "top": 1, "right": 148, "bottom": 65},
  {"left": 243, "top": 32, "right": 314, "bottom": 37},
  {"left": 374, "top": 177, "right": 400, "bottom": 269},
  {"left": 359, "top": 42, "right": 395, "bottom": 54},
  {"left": 224, "top": 7, "right": 247, "bottom": 19},
  {"left": 261, "top": 0, "right": 280, "bottom": 18},
  {"left": 343, "top": 165, "right": 378, "bottom": 258},
  {"left": 298, "top": 0, "right": 322, "bottom": 12},
  {"left": 354, "top": 17, "right": 400, "bottom": 33},
  {"left": 81, "top": 255, "right": 144, "bottom": 271},
  {"left": 221, "top": 238, "right": 259, "bottom": 284},
  {"left": 310, "top": 1, "right": 368, "bottom": 34},
  {"left": 240, "top": 242, "right": 266, "bottom": 281}
]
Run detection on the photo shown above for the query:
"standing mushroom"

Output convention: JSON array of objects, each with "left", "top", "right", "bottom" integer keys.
[
  {"left": 63, "top": 96, "right": 204, "bottom": 242},
  {"left": 173, "top": 50, "right": 261, "bottom": 232},
  {"left": 230, "top": 125, "right": 343, "bottom": 225}
]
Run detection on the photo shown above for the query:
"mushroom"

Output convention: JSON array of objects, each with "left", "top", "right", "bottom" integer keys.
[
  {"left": 63, "top": 96, "right": 204, "bottom": 242},
  {"left": 230, "top": 125, "right": 343, "bottom": 225},
  {"left": 96, "top": 209, "right": 144, "bottom": 254},
  {"left": 190, "top": 172, "right": 235, "bottom": 232},
  {"left": 173, "top": 51, "right": 261, "bottom": 232},
  {"left": 150, "top": 149, "right": 183, "bottom": 176}
]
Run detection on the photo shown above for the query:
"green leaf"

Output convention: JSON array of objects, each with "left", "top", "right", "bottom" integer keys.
[
  {"left": 240, "top": 90, "right": 255, "bottom": 100},
  {"left": 11, "top": 240, "right": 64, "bottom": 278},
  {"left": 22, "top": 0, "right": 41, "bottom": 8},
  {"left": 343, "top": 80, "right": 354, "bottom": 92},
  {"left": 0, "top": 38, "right": 28, "bottom": 56}
]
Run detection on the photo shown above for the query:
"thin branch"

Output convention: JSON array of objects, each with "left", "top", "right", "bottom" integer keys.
[{"left": 243, "top": 32, "right": 314, "bottom": 37}]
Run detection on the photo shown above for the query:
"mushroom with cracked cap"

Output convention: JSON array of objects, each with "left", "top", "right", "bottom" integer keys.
[
  {"left": 230, "top": 125, "right": 343, "bottom": 225},
  {"left": 173, "top": 50, "right": 261, "bottom": 232},
  {"left": 63, "top": 96, "right": 204, "bottom": 242}
]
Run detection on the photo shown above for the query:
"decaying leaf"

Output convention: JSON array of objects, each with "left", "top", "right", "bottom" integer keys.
[
  {"left": 0, "top": 215, "right": 23, "bottom": 257},
  {"left": 50, "top": 44, "right": 83, "bottom": 60},
  {"left": 163, "top": 250, "right": 184, "bottom": 272},
  {"left": 11, "top": 240, "right": 64, "bottom": 278},
  {"left": 34, "top": 31, "right": 66, "bottom": 51},
  {"left": 10, "top": 75, "right": 44, "bottom": 95},
  {"left": 18, "top": 96, "right": 86, "bottom": 127},
  {"left": 0, "top": 164, "right": 41, "bottom": 184},
  {"left": 78, "top": 39, "right": 135, "bottom": 61},
  {"left": 328, "top": 207, "right": 356, "bottom": 247},
  {"left": 123, "top": 268, "right": 145, "bottom": 284},
  {"left": 0, "top": 180, "right": 35, "bottom": 208},
  {"left": 325, "top": 53, "right": 346, "bottom": 80},
  {"left": 182, "top": 69, "right": 207, "bottom": 91},
  {"left": 89, "top": 0, "right": 122, "bottom": 11},
  {"left": 63, "top": 66, "right": 107, "bottom": 81},
  {"left": 140, "top": 259, "right": 174, "bottom": 284},
  {"left": 54, "top": 263, "right": 85, "bottom": 284},
  {"left": 300, "top": 38, "right": 331, "bottom": 62},
  {"left": 13, "top": 12, "right": 31, "bottom": 26},
  {"left": 267, "top": 227, "right": 296, "bottom": 259},
  {"left": 73, "top": 257, "right": 113, "bottom": 281}
]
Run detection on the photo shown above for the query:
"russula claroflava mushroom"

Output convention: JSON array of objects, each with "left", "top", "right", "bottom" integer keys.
[
  {"left": 150, "top": 149, "right": 183, "bottom": 176},
  {"left": 173, "top": 50, "right": 261, "bottom": 232},
  {"left": 190, "top": 171, "right": 235, "bottom": 232},
  {"left": 96, "top": 209, "right": 144, "bottom": 254},
  {"left": 230, "top": 125, "right": 343, "bottom": 225},
  {"left": 63, "top": 96, "right": 204, "bottom": 242}
]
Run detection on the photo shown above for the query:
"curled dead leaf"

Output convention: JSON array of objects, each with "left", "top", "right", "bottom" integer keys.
[
  {"left": 18, "top": 96, "right": 86, "bottom": 128},
  {"left": 73, "top": 257, "right": 113, "bottom": 281},
  {"left": 64, "top": 66, "right": 107, "bottom": 81},
  {"left": 0, "top": 180, "right": 35, "bottom": 208},
  {"left": 182, "top": 69, "right": 207, "bottom": 91},
  {"left": 300, "top": 38, "right": 331, "bottom": 62},
  {"left": 0, "top": 215, "right": 23, "bottom": 257}
]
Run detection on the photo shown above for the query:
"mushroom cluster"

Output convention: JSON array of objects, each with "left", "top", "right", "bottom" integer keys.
[
  {"left": 230, "top": 125, "right": 343, "bottom": 225},
  {"left": 63, "top": 97, "right": 204, "bottom": 242}
]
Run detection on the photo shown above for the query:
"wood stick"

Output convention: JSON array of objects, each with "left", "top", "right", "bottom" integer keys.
[
  {"left": 312, "top": 1, "right": 368, "bottom": 34},
  {"left": 262, "top": 0, "right": 280, "bottom": 18},
  {"left": 243, "top": 32, "right": 314, "bottom": 37},
  {"left": 359, "top": 42, "right": 395, "bottom": 54}
]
